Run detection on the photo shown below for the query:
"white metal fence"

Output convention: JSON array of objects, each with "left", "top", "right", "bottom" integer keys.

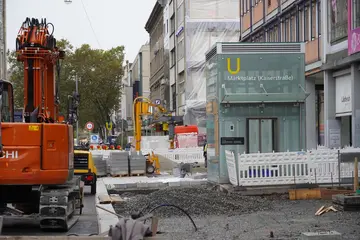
[
  {"left": 90, "top": 147, "right": 204, "bottom": 165},
  {"left": 225, "top": 147, "right": 360, "bottom": 187}
]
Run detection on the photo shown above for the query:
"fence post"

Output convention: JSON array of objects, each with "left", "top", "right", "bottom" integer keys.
[{"left": 354, "top": 157, "right": 358, "bottom": 192}]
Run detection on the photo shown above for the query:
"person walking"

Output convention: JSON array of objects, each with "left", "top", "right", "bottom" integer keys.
[{"left": 203, "top": 140, "right": 208, "bottom": 168}]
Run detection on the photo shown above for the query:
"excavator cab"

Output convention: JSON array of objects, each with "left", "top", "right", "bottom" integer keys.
[
  {"left": 0, "top": 80, "right": 14, "bottom": 123},
  {"left": 73, "top": 145, "right": 97, "bottom": 195}
]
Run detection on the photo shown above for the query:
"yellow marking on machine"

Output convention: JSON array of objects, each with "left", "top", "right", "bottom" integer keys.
[{"left": 28, "top": 125, "right": 39, "bottom": 131}]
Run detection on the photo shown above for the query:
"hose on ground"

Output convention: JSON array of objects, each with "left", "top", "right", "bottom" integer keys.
[{"left": 147, "top": 203, "right": 198, "bottom": 231}]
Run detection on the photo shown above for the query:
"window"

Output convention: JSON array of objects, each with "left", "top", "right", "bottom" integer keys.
[
  {"left": 329, "top": 0, "right": 348, "bottom": 43},
  {"left": 172, "top": 84, "right": 176, "bottom": 111},
  {"left": 291, "top": 15, "right": 296, "bottom": 41},
  {"left": 311, "top": 1, "right": 316, "bottom": 39},
  {"left": 353, "top": 0, "right": 360, "bottom": 29},
  {"left": 177, "top": 39, "right": 184, "bottom": 60},
  {"left": 304, "top": 6, "right": 309, "bottom": 41},
  {"left": 1, "top": 83, "right": 13, "bottom": 122},
  {"left": 170, "top": 16, "right": 175, "bottom": 34},
  {"left": 268, "top": 25, "right": 278, "bottom": 42},
  {"left": 318, "top": 0, "right": 321, "bottom": 35},
  {"left": 166, "top": 20, "right": 169, "bottom": 33},
  {"left": 177, "top": 3, "right": 184, "bottom": 25},
  {"left": 170, "top": 49, "right": 176, "bottom": 66},
  {"left": 268, "top": 0, "right": 271, "bottom": 7},
  {"left": 298, "top": 8, "right": 304, "bottom": 41}
]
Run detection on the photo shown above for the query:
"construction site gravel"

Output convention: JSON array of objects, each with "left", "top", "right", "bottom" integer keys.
[{"left": 112, "top": 186, "right": 360, "bottom": 240}]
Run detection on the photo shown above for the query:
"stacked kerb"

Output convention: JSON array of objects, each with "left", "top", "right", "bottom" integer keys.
[
  {"left": 92, "top": 152, "right": 107, "bottom": 176},
  {"left": 129, "top": 151, "right": 146, "bottom": 176},
  {"left": 109, "top": 151, "right": 129, "bottom": 176}
]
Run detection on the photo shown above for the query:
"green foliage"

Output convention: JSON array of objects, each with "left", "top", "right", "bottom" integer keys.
[{"left": 7, "top": 39, "right": 124, "bottom": 135}]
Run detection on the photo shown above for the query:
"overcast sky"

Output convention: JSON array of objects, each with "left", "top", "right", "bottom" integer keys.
[{"left": 7, "top": 0, "right": 155, "bottom": 61}]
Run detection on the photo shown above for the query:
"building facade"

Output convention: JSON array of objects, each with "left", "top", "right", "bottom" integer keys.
[
  {"left": 240, "top": 0, "right": 322, "bottom": 150},
  {"left": 118, "top": 45, "right": 151, "bottom": 134},
  {"left": 130, "top": 44, "right": 151, "bottom": 101},
  {"left": 165, "top": 0, "right": 239, "bottom": 130},
  {"left": 145, "top": 1, "right": 170, "bottom": 109},
  {"left": 321, "top": 0, "right": 360, "bottom": 148}
]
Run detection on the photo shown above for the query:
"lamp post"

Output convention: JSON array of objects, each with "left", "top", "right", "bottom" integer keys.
[{"left": 75, "top": 74, "right": 79, "bottom": 145}]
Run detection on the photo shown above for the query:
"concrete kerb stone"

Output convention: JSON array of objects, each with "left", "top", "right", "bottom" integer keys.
[{"left": 95, "top": 179, "right": 119, "bottom": 234}]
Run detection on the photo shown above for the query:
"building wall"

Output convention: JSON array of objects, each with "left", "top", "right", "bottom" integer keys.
[
  {"left": 239, "top": 0, "right": 323, "bottom": 150},
  {"left": 149, "top": 8, "right": 165, "bottom": 102},
  {"left": 120, "top": 61, "right": 133, "bottom": 122},
  {"left": 141, "top": 44, "right": 151, "bottom": 98},
  {"left": 131, "top": 44, "right": 151, "bottom": 99},
  {"left": 322, "top": 0, "right": 360, "bottom": 148}
]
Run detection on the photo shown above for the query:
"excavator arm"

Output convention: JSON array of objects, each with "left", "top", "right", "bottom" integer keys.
[
  {"left": 16, "top": 17, "right": 65, "bottom": 123},
  {"left": 132, "top": 97, "right": 171, "bottom": 151}
]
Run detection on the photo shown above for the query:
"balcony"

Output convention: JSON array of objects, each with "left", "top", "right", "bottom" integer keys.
[
  {"left": 330, "top": 20, "right": 348, "bottom": 44},
  {"left": 305, "top": 37, "right": 322, "bottom": 64}
]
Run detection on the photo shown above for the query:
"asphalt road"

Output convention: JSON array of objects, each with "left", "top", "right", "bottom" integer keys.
[{"left": 1, "top": 186, "right": 98, "bottom": 236}]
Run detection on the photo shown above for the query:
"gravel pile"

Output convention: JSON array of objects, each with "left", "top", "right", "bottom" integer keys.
[{"left": 113, "top": 186, "right": 286, "bottom": 218}]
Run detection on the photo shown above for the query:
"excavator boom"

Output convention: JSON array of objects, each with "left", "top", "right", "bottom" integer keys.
[{"left": 16, "top": 17, "right": 64, "bottom": 123}]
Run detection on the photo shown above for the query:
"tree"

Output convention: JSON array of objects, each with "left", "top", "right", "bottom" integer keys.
[{"left": 7, "top": 39, "right": 124, "bottom": 138}]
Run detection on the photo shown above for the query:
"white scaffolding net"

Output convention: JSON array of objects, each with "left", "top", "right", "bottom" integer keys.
[{"left": 183, "top": 0, "right": 240, "bottom": 130}]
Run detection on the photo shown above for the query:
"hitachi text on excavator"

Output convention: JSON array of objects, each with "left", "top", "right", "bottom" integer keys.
[{"left": 0, "top": 17, "right": 83, "bottom": 231}]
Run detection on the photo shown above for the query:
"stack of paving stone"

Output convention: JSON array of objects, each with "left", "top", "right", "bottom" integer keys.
[
  {"left": 332, "top": 193, "right": 360, "bottom": 211},
  {"left": 109, "top": 151, "right": 129, "bottom": 176},
  {"left": 92, "top": 153, "right": 107, "bottom": 176},
  {"left": 128, "top": 151, "right": 146, "bottom": 175}
]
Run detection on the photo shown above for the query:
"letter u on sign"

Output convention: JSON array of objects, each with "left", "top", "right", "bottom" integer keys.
[{"left": 227, "top": 58, "right": 240, "bottom": 75}]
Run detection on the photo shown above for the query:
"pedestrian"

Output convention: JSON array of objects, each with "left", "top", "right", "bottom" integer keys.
[{"left": 203, "top": 140, "right": 208, "bottom": 168}]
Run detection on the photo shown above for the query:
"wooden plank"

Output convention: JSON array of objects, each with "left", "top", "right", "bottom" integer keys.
[
  {"left": 289, "top": 188, "right": 321, "bottom": 200},
  {"left": 109, "top": 194, "right": 124, "bottom": 204},
  {"left": 98, "top": 194, "right": 112, "bottom": 204}
]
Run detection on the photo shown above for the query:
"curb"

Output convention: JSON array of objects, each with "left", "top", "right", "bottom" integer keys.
[{"left": 95, "top": 179, "right": 119, "bottom": 234}]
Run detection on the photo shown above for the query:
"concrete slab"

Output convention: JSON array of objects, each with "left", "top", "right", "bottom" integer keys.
[
  {"left": 301, "top": 231, "right": 342, "bottom": 240},
  {"left": 102, "top": 176, "right": 207, "bottom": 191},
  {"left": 95, "top": 179, "right": 119, "bottom": 234}
]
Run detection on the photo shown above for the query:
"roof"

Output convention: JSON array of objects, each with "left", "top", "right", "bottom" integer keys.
[
  {"left": 175, "top": 125, "right": 199, "bottom": 134},
  {"left": 145, "top": 1, "right": 163, "bottom": 33}
]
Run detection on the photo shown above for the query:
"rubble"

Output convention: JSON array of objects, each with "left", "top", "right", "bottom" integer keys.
[{"left": 112, "top": 186, "right": 285, "bottom": 217}]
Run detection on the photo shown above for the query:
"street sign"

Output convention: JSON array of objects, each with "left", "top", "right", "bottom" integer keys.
[
  {"left": 85, "top": 122, "right": 94, "bottom": 131},
  {"left": 154, "top": 99, "right": 161, "bottom": 105},
  {"left": 90, "top": 134, "right": 99, "bottom": 144}
]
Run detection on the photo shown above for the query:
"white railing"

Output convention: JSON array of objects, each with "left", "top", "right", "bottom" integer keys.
[{"left": 225, "top": 148, "right": 360, "bottom": 187}]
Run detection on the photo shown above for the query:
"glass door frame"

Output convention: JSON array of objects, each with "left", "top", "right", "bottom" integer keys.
[{"left": 245, "top": 117, "right": 278, "bottom": 153}]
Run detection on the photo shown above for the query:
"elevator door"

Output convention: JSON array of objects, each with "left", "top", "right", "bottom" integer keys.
[{"left": 247, "top": 119, "right": 276, "bottom": 153}]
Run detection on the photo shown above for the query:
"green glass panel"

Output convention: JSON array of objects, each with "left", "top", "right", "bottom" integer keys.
[{"left": 217, "top": 53, "right": 307, "bottom": 102}]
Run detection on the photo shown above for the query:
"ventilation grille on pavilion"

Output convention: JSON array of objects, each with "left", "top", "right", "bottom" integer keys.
[{"left": 221, "top": 43, "right": 302, "bottom": 53}]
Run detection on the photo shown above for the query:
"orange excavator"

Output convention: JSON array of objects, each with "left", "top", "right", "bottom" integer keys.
[{"left": 0, "top": 18, "right": 82, "bottom": 231}]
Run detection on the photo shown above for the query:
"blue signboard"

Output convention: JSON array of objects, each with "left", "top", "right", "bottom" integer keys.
[
  {"left": 90, "top": 134, "right": 99, "bottom": 144},
  {"left": 14, "top": 109, "right": 23, "bottom": 122}
]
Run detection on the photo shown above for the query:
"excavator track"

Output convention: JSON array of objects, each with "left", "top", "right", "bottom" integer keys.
[{"left": 39, "top": 177, "right": 83, "bottom": 231}]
